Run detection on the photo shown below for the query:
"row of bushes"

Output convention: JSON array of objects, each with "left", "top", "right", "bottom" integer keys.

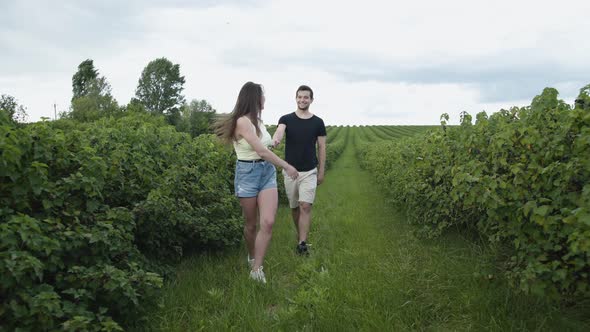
[
  {"left": 321, "top": 126, "right": 348, "bottom": 172},
  {"left": 360, "top": 86, "right": 590, "bottom": 298},
  {"left": 0, "top": 112, "right": 242, "bottom": 330}
]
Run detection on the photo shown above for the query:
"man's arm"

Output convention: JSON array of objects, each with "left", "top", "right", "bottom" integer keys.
[
  {"left": 272, "top": 123, "right": 286, "bottom": 147},
  {"left": 236, "top": 117, "right": 298, "bottom": 179},
  {"left": 317, "top": 136, "right": 326, "bottom": 185}
]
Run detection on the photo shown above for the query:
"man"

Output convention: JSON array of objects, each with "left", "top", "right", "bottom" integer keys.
[{"left": 272, "top": 85, "right": 326, "bottom": 255}]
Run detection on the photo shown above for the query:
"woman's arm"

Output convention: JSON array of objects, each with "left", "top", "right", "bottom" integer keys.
[{"left": 236, "top": 117, "right": 298, "bottom": 178}]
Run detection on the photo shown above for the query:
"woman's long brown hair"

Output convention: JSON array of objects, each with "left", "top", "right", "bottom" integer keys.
[{"left": 214, "top": 81, "right": 263, "bottom": 144}]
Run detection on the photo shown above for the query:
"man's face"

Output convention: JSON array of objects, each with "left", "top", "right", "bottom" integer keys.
[{"left": 296, "top": 90, "right": 313, "bottom": 110}]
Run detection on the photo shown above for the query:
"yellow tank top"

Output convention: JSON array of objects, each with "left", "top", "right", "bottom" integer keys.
[{"left": 233, "top": 119, "right": 273, "bottom": 160}]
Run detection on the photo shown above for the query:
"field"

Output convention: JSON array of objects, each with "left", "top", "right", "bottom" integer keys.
[
  {"left": 140, "top": 124, "right": 589, "bottom": 331},
  {"left": 2, "top": 101, "right": 589, "bottom": 330}
]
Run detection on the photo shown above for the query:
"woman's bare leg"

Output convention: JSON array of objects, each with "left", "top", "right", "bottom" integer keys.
[
  {"left": 252, "top": 188, "right": 278, "bottom": 270},
  {"left": 239, "top": 197, "right": 258, "bottom": 261}
]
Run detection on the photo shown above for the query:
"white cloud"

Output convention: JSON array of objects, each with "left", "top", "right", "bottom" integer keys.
[{"left": 1, "top": 0, "right": 588, "bottom": 124}]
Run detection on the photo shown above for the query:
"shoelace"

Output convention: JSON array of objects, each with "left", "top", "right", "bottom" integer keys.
[
  {"left": 250, "top": 266, "right": 263, "bottom": 275},
  {"left": 251, "top": 266, "right": 266, "bottom": 283}
]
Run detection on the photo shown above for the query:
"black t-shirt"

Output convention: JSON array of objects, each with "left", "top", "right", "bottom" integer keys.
[{"left": 278, "top": 112, "right": 327, "bottom": 171}]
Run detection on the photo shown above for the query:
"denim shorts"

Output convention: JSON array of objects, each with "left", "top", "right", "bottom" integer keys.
[{"left": 234, "top": 160, "right": 277, "bottom": 198}]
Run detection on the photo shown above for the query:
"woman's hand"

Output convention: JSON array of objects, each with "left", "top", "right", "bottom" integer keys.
[{"left": 284, "top": 164, "right": 299, "bottom": 180}]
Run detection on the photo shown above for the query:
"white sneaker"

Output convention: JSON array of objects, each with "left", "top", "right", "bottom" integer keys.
[
  {"left": 247, "top": 255, "right": 255, "bottom": 269},
  {"left": 249, "top": 266, "right": 267, "bottom": 284}
]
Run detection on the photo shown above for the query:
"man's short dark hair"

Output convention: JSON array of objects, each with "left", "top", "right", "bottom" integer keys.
[{"left": 296, "top": 85, "right": 313, "bottom": 99}]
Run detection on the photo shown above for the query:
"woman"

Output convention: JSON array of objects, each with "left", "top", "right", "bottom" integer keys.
[{"left": 216, "top": 82, "right": 298, "bottom": 283}]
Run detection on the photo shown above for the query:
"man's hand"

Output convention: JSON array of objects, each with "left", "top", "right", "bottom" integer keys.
[
  {"left": 317, "top": 172, "right": 325, "bottom": 185},
  {"left": 272, "top": 138, "right": 281, "bottom": 148}
]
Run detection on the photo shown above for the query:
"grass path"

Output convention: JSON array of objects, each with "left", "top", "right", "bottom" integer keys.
[{"left": 142, "top": 133, "right": 589, "bottom": 331}]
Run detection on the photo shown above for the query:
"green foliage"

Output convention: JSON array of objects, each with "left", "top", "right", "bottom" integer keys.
[
  {"left": 133, "top": 134, "right": 242, "bottom": 260},
  {"left": 0, "top": 94, "right": 28, "bottom": 123},
  {"left": 126, "top": 98, "right": 148, "bottom": 114},
  {"left": 68, "top": 77, "right": 121, "bottom": 122},
  {"left": 0, "top": 112, "right": 241, "bottom": 329},
  {"left": 135, "top": 57, "right": 186, "bottom": 115},
  {"left": 361, "top": 84, "right": 590, "bottom": 298},
  {"left": 174, "top": 99, "right": 218, "bottom": 137},
  {"left": 575, "top": 84, "right": 590, "bottom": 110},
  {"left": 324, "top": 126, "right": 348, "bottom": 171},
  {"left": 142, "top": 141, "right": 588, "bottom": 331},
  {"left": 68, "top": 60, "right": 121, "bottom": 122},
  {"left": 72, "top": 59, "right": 99, "bottom": 100}
]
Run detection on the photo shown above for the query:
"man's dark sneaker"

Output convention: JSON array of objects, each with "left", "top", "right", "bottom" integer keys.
[{"left": 296, "top": 241, "right": 309, "bottom": 256}]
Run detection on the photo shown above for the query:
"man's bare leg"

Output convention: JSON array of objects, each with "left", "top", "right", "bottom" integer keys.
[{"left": 291, "top": 207, "right": 300, "bottom": 240}]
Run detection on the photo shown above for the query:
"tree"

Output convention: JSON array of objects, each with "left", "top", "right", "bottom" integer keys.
[
  {"left": 72, "top": 59, "right": 99, "bottom": 100},
  {"left": 68, "top": 60, "right": 120, "bottom": 122},
  {"left": 69, "top": 77, "right": 120, "bottom": 122},
  {"left": 135, "top": 57, "right": 186, "bottom": 114},
  {"left": 575, "top": 83, "right": 590, "bottom": 110},
  {"left": 531, "top": 87, "right": 570, "bottom": 112},
  {"left": 177, "top": 99, "right": 217, "bottom": 137},
  {"left": 0, "top": 94, "right": 28, "bottom": 123}
]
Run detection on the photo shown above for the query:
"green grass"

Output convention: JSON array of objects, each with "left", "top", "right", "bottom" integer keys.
[{"left": 139, "top": 134, "right": 590, "bottom": 331}]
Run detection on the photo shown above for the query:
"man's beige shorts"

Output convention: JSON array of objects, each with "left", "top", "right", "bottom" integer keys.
[{"left": 282, "top": 168, "right": 318, "bottom": 209}]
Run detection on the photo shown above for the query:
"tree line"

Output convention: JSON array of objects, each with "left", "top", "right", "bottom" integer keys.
[{"left": 1, "top": 57, "right": 217, "bottom": 138}]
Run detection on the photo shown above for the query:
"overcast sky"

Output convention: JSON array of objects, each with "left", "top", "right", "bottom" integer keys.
[{"left": 1, "top": 0, "right": 589, "bottom": 125}]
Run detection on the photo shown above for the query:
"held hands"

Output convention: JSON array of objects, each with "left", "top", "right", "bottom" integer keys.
[{"left": 285, "top": 164, "right": 299, "bottom": 180}]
